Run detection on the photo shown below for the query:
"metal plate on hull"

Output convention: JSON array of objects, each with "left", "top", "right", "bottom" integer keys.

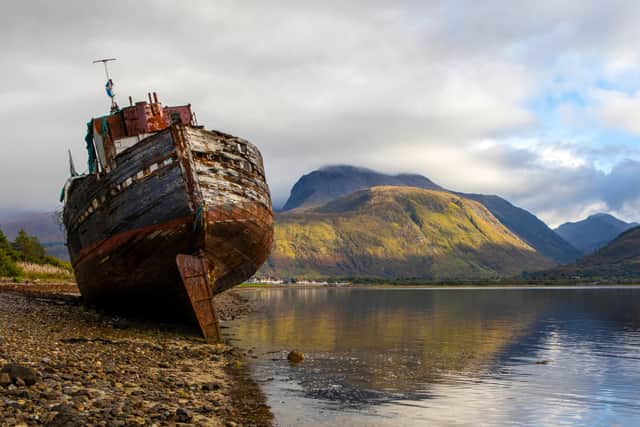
[{"left": 176, "top": 254, "right": 221, "bottom": 343}]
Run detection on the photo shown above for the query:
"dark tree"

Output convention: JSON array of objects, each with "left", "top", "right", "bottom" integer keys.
[
  {"left": 12, "top": 229, "right": 47, "bottom": 263},
  {"left": 0, "top": 228, "right": 20, "bottom": 277}
]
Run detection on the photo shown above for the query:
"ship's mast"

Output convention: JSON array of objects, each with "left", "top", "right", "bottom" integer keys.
[{"left": 93, "top": 58, "right": 119, "bottom": 114}]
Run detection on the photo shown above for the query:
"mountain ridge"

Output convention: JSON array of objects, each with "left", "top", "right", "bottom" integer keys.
[
  {"left": 262, "top": 186, "right": 555, "bottom": 280},
  {"left": 532, "top": 226, "right": 640, "bottom": 279},
  {"left": 281, "top": 165, "right": 581, "bottom": 263},
  {"left": 555, "top": 213, "right": 638, "bottom": 255},
  {"left": 282, "top": 165, "right": 442, "bottom": 211}
]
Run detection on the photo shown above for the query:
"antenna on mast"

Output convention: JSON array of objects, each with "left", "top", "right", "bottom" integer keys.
[{"left": 93, "top": 58, "right": 119, "bottom": 113}]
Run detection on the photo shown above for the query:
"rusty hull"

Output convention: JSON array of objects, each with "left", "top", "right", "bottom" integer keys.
[{"left": 63, "top": 124, "right": 273, "bottom": 321}]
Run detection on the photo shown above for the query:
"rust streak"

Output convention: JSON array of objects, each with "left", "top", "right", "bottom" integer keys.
[{"left": 73, "top": 216, "right": 192, "bottom": 267}]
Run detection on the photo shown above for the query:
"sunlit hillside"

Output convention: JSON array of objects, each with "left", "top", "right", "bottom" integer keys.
[{"left": 262, "top": 186, "right": 555, "bottom": 279}]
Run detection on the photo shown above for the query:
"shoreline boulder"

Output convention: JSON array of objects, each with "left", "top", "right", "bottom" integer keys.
[{"left": 287, "top": 350, "right": 304, "bottom": 363}]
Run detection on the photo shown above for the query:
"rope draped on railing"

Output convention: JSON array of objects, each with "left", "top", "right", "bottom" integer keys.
[{"left": 84, "top": 121, "right": 97, "bottom": 174}]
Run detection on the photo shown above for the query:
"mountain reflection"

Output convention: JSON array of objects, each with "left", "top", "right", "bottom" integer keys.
[{"left": 227, "top": 287, "right": 640, "bottom": 423}]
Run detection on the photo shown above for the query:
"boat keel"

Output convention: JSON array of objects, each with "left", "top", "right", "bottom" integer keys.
[{"left": 176, "top": 254, "right": 221, "bottom": 343}]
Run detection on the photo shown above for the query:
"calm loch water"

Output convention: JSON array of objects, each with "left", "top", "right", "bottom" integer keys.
[{"left": 226, "top": 287, "right": 640, "bottom": 426}]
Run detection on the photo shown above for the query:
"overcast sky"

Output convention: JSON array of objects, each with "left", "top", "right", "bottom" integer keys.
[{"left": 1, "top": 1, "right": 640, "bottom": 227}]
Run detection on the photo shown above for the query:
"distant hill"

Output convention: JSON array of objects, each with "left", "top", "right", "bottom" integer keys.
[
  {"left": 458, "top": 194, "right": 582, "bottom": 264},
  {"left": 0, "top": 212, "right": 68, "bottom": 261},
  {"left": 281, "top": 165, "right": 580, "bottom": 263},
  {"left": 262, "top": 186, "right": 554, "bottom": 280},
  {"left": 0, "top": 208, "right": 34, "bottom": 222},
  {"left": 555, "top": 213, "right": 638, "bottom": 255},
  {"left": 532, "top": 226, "right": 640, "bottom": 279}
]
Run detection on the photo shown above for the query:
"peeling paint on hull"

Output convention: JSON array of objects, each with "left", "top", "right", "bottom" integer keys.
[{"left": 63, "top": 124, "right": 273, "bottom": 321}]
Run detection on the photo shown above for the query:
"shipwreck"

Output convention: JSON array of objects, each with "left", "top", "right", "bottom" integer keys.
[{"left": 62, "top": 60, "right": 273, "bottom": 341}]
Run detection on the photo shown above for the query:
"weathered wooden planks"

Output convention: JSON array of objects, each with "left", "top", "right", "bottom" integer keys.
[
  {"left": 176, "top": 254, "right": 221, "bottom": 343},
  {"left": 63, "top": 123, "right": 273, "bottom": 332}
]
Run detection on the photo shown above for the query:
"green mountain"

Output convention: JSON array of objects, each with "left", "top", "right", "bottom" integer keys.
[
  {"left": 555, "top": 213, "right": 638, "bottom": 255},
  {"left": 280, "top": 165, "right": 581, "bottom": 263},
  {"left": 262, "top": 186, "right": 554, "bottom": 280},
  {"left": 532, "top": 226, "right": 640, "bottom": 279},
  {"left": 459, "top": 193, "right": 580, "bottom": 263}
]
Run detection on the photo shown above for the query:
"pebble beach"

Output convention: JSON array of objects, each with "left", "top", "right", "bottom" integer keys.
[{"left": 0, "top": 282, "right": 272, "bottom": 427}]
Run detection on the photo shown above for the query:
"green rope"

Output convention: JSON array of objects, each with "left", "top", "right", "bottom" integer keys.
[
  {"left": 85, "top": 121, "right": 97, "bottom": 173},
  {"left": 194, "top": 204, "right": 204, "bottom": 232},
  {"left": 101, "top": 116, "right": 109, "bottom": 138}
]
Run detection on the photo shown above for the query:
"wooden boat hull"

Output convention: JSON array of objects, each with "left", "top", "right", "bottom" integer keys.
[{"left": 63, "top": 124, "right": 273, "bottom": 321}]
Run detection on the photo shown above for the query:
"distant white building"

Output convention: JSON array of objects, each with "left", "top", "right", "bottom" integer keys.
[{"left": 247, "top": 276, "right": 284, "bottom": 284}]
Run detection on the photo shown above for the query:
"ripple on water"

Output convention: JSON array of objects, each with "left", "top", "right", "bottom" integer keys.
[{"left": 227, "top": 287, "right": 640, "bottom": 426}]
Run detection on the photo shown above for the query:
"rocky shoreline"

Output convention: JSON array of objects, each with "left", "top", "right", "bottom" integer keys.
[{"left": 0, "top": 282, "right": 272, "bottom": 426}]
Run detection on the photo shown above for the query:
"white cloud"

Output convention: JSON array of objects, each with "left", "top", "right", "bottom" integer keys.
[
  {"left": 0, "top": 0, "right": 639, "bottom": 227},
  {"left": 591, "top": 89, "right": 640, "bottom": 134}
]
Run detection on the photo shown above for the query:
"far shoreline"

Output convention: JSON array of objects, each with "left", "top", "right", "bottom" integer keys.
[{"left": 239, "top": 280, "right": 640, "bottom": 290}]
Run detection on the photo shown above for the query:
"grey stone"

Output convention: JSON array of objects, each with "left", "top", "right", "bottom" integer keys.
[
  {"left": 110, "top": 317, "right": 130, "bottom": 330},
  {"left": 201, "top": 382, "right": 220, "bottom": 391},
  {"left": 175, "top": 407, "right": 193, "bottom": 422},
  {"left": 1, "top": 364, "right": 38, "bottom": 386}
]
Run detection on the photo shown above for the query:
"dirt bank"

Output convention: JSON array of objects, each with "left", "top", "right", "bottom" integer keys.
[{"left": 0, "top": 282, "right": 272, "bottom": 426}]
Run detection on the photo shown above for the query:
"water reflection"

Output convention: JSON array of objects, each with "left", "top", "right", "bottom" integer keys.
[{"left": 226, "top": 287, "right": 640, "bottom": 426}]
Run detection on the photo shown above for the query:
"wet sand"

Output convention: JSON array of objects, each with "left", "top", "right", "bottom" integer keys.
[{"left": 0, "top": 282, "right": 272, "bottom": 426}]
